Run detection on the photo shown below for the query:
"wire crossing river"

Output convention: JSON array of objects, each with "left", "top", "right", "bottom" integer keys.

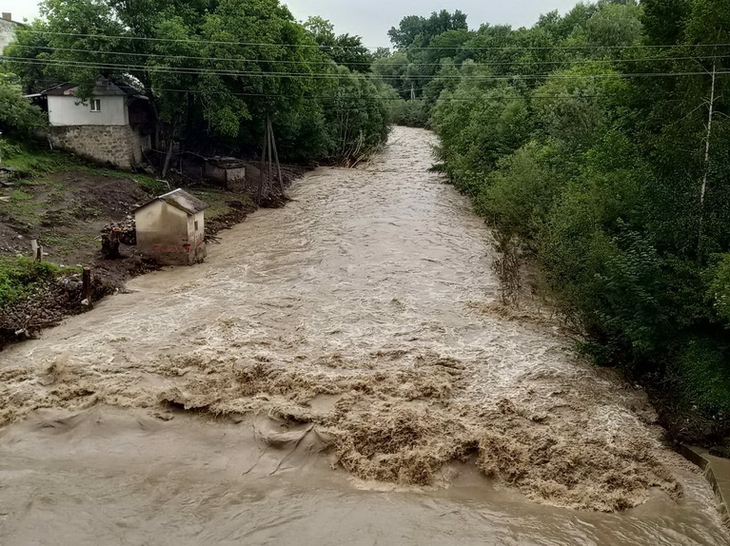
[{"left": 0, "top": 127, "right": 727, "bottom": 544}]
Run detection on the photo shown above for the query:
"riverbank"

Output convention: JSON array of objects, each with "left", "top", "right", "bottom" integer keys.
[{"left": 0, "top": 146, "right": 304, "bottom": 349}]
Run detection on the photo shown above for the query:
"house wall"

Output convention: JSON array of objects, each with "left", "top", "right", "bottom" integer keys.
[
  {"left": 48, "top": 95, "right": 128, "bottom": 126},
  {"left": 0, "top": 19, "right": 17, "bottom": 55},
  {"left": 135, "top": 202, "right": 206, "bottom": 265},
  {"left": 187, "top": 211, "right": 206, "bottom": 263},
  {"left": 48, "top": 125, "right": 149, "bottom": 169}
]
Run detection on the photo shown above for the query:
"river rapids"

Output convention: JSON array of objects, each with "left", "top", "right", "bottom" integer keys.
[{"left": 0, "top": 127, "right": 726, "bottom": 544}]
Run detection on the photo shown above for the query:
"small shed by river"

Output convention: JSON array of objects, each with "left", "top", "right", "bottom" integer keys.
[
  {"left": 134, "top": 189, "right": 208, "bottom": 265},
  {"left": 204, "top": 157, "right": 247, "bottom": 190}
]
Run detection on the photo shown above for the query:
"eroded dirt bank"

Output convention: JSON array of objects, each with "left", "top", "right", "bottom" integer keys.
[{"left": 0, "top": 127, "right": 727, "bottom": 544}]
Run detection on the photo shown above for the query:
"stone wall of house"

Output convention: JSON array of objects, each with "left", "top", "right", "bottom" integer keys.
[{"left": 48, "top": 125, "right": 149, "bottom": 170}]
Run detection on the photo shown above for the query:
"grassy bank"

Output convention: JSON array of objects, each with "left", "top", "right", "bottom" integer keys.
[{"left": 0, "top": 257, "right": 78, "bottom": 307}]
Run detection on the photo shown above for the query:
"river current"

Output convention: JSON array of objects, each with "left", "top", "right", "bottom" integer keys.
[{"left": 0, "top": 127, "right": 726, "bottom": 544}]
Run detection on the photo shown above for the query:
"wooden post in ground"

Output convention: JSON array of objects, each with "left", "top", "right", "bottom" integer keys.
[
  {"left": 268, "top": 118, "right": 285, "bottom": 195},
  {"left": 258, "top": 121, "right": 269, "bottom": 204},
  {"left": 265, "top": 115, "right": 273, "bottom": 197},
  {"left": 31, "top": 239, "right": 38, "bottom": 260},
  {"left": 82, "top": 267, "right": 93, "bottom": 307},
  {"left": 110, "top": 227, "right": 121, "bottom": 258}
]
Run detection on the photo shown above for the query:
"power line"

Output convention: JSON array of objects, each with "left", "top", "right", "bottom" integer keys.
[
  {"left": 22, "top": 76, "right": 610, "bottom": 103},
  {"left": 8, "top": 44, "right": 730, "bottom": 68},
  {"left": 15, "top": 28, "right": 730, "bottom": 52},
  {"left": 25, "top": 76, "right": 611, "bottom": 102},
  {"left": 151, "top": 87, "right": 609, "bottom": 102},
  {"left": 23, "top": 76, "right": 697, "bottom": 106},
  {"left": 6, "top": 56, "right": 728, "bottom": 81}
]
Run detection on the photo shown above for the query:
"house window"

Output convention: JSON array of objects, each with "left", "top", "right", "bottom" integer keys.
[
  {"left": 90, "top": 99, "right": 102, "bottom": 112},
  {"left": 194, "top": 220, "right": 199, "bottom": 231}
]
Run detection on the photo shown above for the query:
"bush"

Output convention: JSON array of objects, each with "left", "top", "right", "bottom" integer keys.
[
  {"left": 710, "top": 254, "right": 730, "bottom": 325},
  {"left": 387, "top": 98, "right": 430, "bottom": 128},
  {"left": 671, "top": 338, "right": 730, "bottom": 417},
  {"left": 0, "top": 74, "right": 46, "bottom": 140},
  {"left": 322, "top": 69, "right": 390, "bottom": 160},
  {"left": 474, "top": 141, "right": 561, "bottom": 243}
]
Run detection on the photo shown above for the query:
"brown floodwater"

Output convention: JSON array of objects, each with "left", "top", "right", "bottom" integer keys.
[{"left": 0, "top": 127, "right": 727, "bottom": 544}]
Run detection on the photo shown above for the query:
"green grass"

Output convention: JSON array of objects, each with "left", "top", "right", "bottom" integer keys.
[
  {"left": 38, "top": 232, "right": 100, "bottom": 260},
  {"left": 192, "top": 188, "right": 254, "bottom": 222},
  {"left": 195, "top": 190, "right": 229, "bottom": 220},
  {"left": 0, "top": 143, "right": 169, "bottom": 231},
  {"left": 82, "top": 168, "right": 167, "bottom": 195},
  {"left": 132, "top": 175, "right": 168, "bottom": 196},
  {"left": 2, "top": 142, "right": 165, "bottom": 196},
  {"left": 1, "top": 188, "right": 47, "bottom": 226},
  {"left": 0, "top": 257, "right": 78, "bottom": 307},
  {"left": 1, "top": 144, "right": 76, "bottom": 177}
]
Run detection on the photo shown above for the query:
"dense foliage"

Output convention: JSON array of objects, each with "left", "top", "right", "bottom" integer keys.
[
  {"left": 0, "top": 72, "right": 45, "bottom": 140},
  {"left": 387, "top": 0, "right": 730, "bottom": 433},
  {"left": 3, "top": 0, "right": 390, "bottom": 163}
]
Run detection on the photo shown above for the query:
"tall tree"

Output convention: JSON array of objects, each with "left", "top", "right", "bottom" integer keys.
[
  {"left": 304, "top": 16, "right": 373, "bottom": 73},
  {"left": 387, "top": 10, "right": 468, "bottom": 50}
]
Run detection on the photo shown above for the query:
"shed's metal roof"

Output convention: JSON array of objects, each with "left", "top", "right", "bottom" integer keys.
[{"left": 135, "top": 189, "right": 208, "bottom": 216}]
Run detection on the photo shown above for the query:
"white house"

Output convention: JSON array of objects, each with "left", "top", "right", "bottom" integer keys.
[
  {"left": 43, "top": 79, "right": 153, "bottom": 169},
  {"left": 134, "top": 189, "right": 208, "bottom": 265},
  {"left": 0, "top": 12, "right": 21, "bottom": 54}
]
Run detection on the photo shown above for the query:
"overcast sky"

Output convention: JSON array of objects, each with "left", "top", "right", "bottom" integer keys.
[{"left": 4, "top": 1, "right": 579, "bottom": 48}]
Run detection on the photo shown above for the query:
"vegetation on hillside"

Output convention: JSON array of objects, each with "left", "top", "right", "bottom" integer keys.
[{"left": 382, "top": 0, "right": 730, "bottom": 440}]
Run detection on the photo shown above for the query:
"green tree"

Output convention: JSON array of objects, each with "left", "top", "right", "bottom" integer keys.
[
  {"left": 0, "top": 72, "right": 46, "bottom": 139},
  {"left": 5, "top": 0, "right": 389, "bottom": 163},
  {"left": 304, "top": 16, "right": 373, "bottom": 73},
  {"left": 387, "top": 10, "right": 468, "bottom": 50},
  {"left": 641, "top": 0, "right": 691, "bottom": 45}
]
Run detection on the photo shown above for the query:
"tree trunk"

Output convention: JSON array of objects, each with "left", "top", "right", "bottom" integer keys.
[{"left": 162, "top": 135, "right": 175, "bottom": 179}]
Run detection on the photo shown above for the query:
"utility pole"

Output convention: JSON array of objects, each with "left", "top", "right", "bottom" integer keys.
[
  {"left": 700, "top": 62, "right": 717, "bottom": 210},
  {"left": 699, "top": 62, "right": 718, "bottom": 251},
  {"left": 268, "top": 118, "right": 285, "bottom": 195}
]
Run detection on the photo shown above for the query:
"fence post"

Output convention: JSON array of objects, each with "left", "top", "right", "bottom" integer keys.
[{"left": 82, "top": 267, "right": 93, "bottom": 308}]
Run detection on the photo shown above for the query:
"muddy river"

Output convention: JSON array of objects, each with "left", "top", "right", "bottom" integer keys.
[{"left": 0, "top": 127, "right": 727, "bottom": 544}]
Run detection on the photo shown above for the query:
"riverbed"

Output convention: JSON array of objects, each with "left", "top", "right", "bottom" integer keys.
[{"left": 0, "top": 127, "right": 726, "bottom": 544}]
